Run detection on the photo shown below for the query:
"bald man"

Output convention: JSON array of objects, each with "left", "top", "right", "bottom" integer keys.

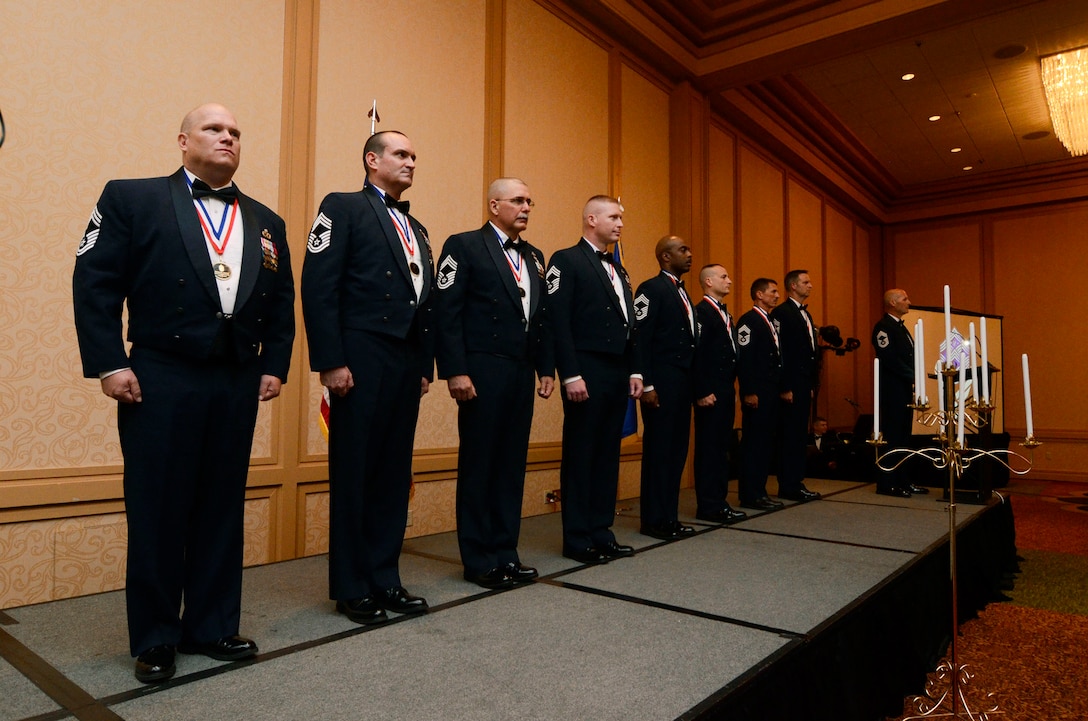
[
  {"left": 436, "top": 178, "right": 555, "bottom": 589},
  {"left": 546, "top": 195, "right": 641, "bottom": 565},
  {"left": 73, "top": 104, "right": 296, "bottom": 682},
  {"left": 871, "top": 288, "right": 928, "bottom": 497},
  {"left": 632, "top": 235, "right": 697, "bottom": 539}
]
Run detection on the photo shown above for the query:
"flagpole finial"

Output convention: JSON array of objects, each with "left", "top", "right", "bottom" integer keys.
[{"left": 368, "top": 99, "right": 380, "bottom": 136}]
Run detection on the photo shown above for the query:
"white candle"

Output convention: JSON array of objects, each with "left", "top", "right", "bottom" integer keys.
[
  {"left": 968, "top": 323, "right": 978, "bottom": 403},
  {"left": 913, "top": 319, "right": 922, "bottom": 400},
  {"left": 957, "top": 361, "right": 966, "bottom": 446},
  {"left": 980, "top": 317, "right": 990, "bottom": 404},
  {"left": 1022, "top": 354, "right": 1034, "bottom": 438},
  {"left": 873, "top": 358, "right": 880, "bottom": 439},
  {"left": 917, "top": 319, "right": 927, "bottom": 403},
  {"left": 944, "top": 285, "right": 953, "bottom": 370}
]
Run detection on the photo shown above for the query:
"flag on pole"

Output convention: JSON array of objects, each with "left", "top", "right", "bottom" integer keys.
[
  {"left": 368, "top": 99, "right": 380, "bottom": 136},
  {"left": 319, "top": 387, "right": 332, "bottom": 441}
]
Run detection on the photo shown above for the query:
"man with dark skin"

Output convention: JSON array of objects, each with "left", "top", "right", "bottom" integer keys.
[{"left": 633, "top": 235, "right": 698, "bottom": 539}]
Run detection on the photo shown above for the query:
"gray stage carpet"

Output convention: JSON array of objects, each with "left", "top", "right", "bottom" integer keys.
[{"left": 0, "top": 480, "right": 993, "bottom": 721}]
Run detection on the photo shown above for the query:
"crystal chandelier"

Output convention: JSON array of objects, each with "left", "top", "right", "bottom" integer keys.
[{"left": 1041, "top": 47, "right": 1088, "bottom": 157}]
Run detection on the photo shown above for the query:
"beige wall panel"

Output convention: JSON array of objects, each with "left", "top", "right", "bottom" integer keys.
[
  {"left": 619, "top": 64, "right": 672, "bottom": 288},
  {"left": 503, "top": 0, "right": 609, "bottom": 259},
  {"left": 301, "top": 486, "right": 331, "bottom": 557},
  {"left": 0, "top": 520, "right": 57, "bottom": 608},
  {"left": 822, "top": 207, "right": 858, "bottom": 431},
  {"left": 53, "top": 514, "right": 127, "bottom": 599},
  {"left": 737, "top": 146, "right": 784, "bottom": 312},
  {"left": 992, "top": 209, "right": 1088, "bottom": 451},
  {"left": 310, "top": 0, "right": 486, "bottom": 455},
  {"left": 852, "top": 223, "right": 875, "bottom": 418},
  {"left": 243, "top": 496, "right": 274, "bottom": 567},
  {"left": 890, "top": 223, "right": 983, "bottom": 312},
  {"left": 406, "top": 479, "right": 458, "bottom": 538},
  {"left": 0, "top": 0, "right": 284, "bottom": 474},
  {"left": 707, "top": 126, "right": 737, "bottom": 277},
  {"left": 522, "top": 468, "right": 562, "bottom": 517},
  {"left": 786, "top": 179, "right": 823, "bottom": 289}
]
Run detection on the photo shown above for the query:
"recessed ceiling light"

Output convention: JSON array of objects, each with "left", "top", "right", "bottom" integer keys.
[
  {"left": 962, "top": 166, "right": 973, "bottom": 171},
  {"left": 1022, "top": 130, "right": 1050, "bottom": 141},
  {"left": 902, "top": 73, "right": 915, "bottom": 81},
  {"left": 951, "top": 147, "right": 962, "bottom": 153},
  {"left": 994, "top": 44, "right": 1027, "bottom": 60},
  {"left": 929, "top": 115, "right": 941, "bottom": 122}
]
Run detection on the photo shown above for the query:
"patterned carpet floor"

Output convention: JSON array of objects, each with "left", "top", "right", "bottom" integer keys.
[{"left": 888, "top": 480, "right": 1088, "bottom": 721}]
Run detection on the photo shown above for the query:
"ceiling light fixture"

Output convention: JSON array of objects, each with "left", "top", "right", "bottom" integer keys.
[
  {"left": 901, "top": 73, "right": 915, "bottom": 81},
  {"left": 951, "top": 147, "right": 962, "bottom": 153},
  {"left": 929, "top": 115, "right": 941, "bottom": 121},
  {"left": 962, "top": 166, "right": 973, "bottom": 171},
  {"left": 1041, "top": 47, "right": 1088, "bottom": 156}
]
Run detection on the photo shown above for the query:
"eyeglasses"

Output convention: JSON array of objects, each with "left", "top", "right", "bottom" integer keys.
[{"left": 497, "top": 197, "right": 535, "bottom": 208}]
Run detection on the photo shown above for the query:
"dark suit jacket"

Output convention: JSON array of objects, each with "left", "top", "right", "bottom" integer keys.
[
  {"left": 871, "top": 313, "right": 914, "bottom": 400},
  {"left": 545, "top": 240, "right": 634, "bottom": 380},
  {"left": 435, "top": 224, "right": 553, "bottom": 379},
  {"left": 693, "top": 298, "right": 737, "bottom": 401},
  {"left": 301, "top": 184, "right": 434, "bottom": 378},
  {"left": 631, "top": 272, "right": 697, "bottom": 387},
  {"left": 772, "top": 298, "right": 818, "bottom": 394},
  {"left": 73, "top": 168, "right": 295, "bottom": 380},
  {"left": 735, "top": 307, "right": 782, "bottom": 398}
]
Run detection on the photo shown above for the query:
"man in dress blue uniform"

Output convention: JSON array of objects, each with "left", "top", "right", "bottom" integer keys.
[
  {"left": 301, "top": 130, "right": 434, "bottom": 625},
  {"left": 546, "top": 195, "right": 642, "bottom": 565},
  {"left": 692, "top": 264, "right": 747, "bottom": 524},
  {"left": 73, "top": 103, "right": 295, "bottom": 683},
  {"left": 770, "top": 269, "right": 822, "bottom": 502},
  {"left": 436, "top": 178, "right": 555, "bottom": 589},
  {"left": 871, "top": 288, "right": 928, "bottom": 497},
  {"left": 735, "top": 278, "right": 786, "bottom": 511},
  {"left": 633, "top": 235, "right": 698, "bottom": 540}
]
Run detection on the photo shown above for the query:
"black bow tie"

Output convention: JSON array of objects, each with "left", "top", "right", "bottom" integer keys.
[
  {"left": 798, "top": 303, "right": 808, "bottom": 311},
  {"left": 191, "top": 179, "right": 238, "bottom": 203},
  {"left": 597, "top": 251, "right": 615, "bottom": 265},
  {"left": 503, "top": 238, "right": 523, "bottom": 252},
  {"left": 675, "top": 279, "right": 686, "bottom": 291},
  {"left": 384, "top": 193, "right": 410, "bottom": 214}
]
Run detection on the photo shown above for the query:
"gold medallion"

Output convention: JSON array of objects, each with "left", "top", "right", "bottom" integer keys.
[{"left": 213, "top": 261, "right": 232, "bottom": 280}]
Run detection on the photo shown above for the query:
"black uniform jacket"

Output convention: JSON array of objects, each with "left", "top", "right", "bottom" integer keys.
[{"left": 631, "top": 272, "right": 697, "bottom": 387}]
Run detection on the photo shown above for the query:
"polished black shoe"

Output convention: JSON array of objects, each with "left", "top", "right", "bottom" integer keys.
[
  {"left": 134, "top": 645, "right": 175, "bottom": 683},
  {"left": 178, "top": 635, "right": 258, "bottom": 662},
  {"left": 503, "top": 562, "right": 539, "bottom": 583},
  {"left": 599, "top": 541, "right": 635, "bottom": 559},
  {"left": 696, "top": 508, "right": 748, "bottom": 524},
  {"left": 779, "top": 487, "right": 822, "bottom": 502},
  {"left": 336, "top": 596, "right": 389, "bottom": 625},
  {"left": 562, "top": 546, "right": 610, "bottom": 565},
  {"left": 641, "top": 523, "right": 680, "bottom": 540},
  {"left": 740, "top": 497, "right": 784, "bottom": 510},
  {"left": 876, "top": 487, "right": 911, "bottom": 498},
  {"left": 466, "top": 567, "right": 514, "bottom": 589},
  {"left": 378, "top": 586, "right": 428, "bottom": 614},
  {"left": 674, "top": 522, "right": 696, "bottom": 536},
  {"left": 907, "top": 484, "right": 930, "bottom": 495}
]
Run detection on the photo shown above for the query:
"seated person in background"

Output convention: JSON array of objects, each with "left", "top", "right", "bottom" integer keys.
[{"left": 806, "top": 416, "right": 842, "bottom": 479}]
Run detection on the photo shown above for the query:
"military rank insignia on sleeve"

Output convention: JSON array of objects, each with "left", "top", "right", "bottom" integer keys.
[
  {"left": 76, "top": 206, "right": 101, "bottom": 256},
  {"left": 436, "top": 256, "right": 458, "bottom": 290},
  {"left": 545, "top": 266, "right": 561, "bottom": 295},
  {"left": 634, "top": 293, "right": 649, "bottom": 322},
  {"left": 876, "top": 330, "right": 889, "bottom": 348},
  {"left": 737, "top": 325, "right": 751, "bottom": 346},
  {"left": 307, "top": 212, "right": 332, "bottom": 254}
]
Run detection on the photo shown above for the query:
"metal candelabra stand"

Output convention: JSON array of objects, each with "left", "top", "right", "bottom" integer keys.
[{"left": 869, "top": 364, "right": 1040, "bottom": 720}]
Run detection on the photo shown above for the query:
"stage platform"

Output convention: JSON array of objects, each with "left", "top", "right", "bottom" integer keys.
[{"left": 0, "top": 479, "right": 1015, "bottom": 721}]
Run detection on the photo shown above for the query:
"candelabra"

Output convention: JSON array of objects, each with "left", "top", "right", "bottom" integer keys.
[{"left": 870, "top": 365, "right": 1039, "bottom": 720}]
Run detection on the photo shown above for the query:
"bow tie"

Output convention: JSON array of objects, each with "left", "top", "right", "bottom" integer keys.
[
  {"left": 675, "top": 279, "right": 686, "bottom": 291},
  {"left": 503, "top": 238, "right": 523, "bottom": 252},
  {"left": 597, "top": 251, "right": 615, "bottom": 265},
  {"left": 798, "top": 303, "right": 808, "bottom": 311},
  {"left": 191, "top": 179, "right": 238, "bottom": 203},
  {"left": 384, "top": 194, "right": 410, "bottom": 214}
]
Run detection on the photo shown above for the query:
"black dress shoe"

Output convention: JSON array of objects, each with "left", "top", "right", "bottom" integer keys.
[
  {"left": 876, "top": 487, "right": 911, "bottom": 498},
  {"left": 696, "top": 508, "right": 748, "bottom": 524},
  {"left": 907, "top": 484, "right": 930, "bottom": 494},
  {"left": 640, "top": 523, "right": 680, "bottom": 540},
  {"left": 378, "top": 586, "right": 428, "bottom": 614},
  {"left": 503, "top": 562, "right": 539, "bottom": 583},
  {"left": 740, "top": 497, "right": 783, "bottom": 510},
  {"left": 722, "top": 507, "right": 748, "bottom": 523},
  {"left": 563, "top": 546, "right": 609, "bottom": 565},
  {"left": 178, "top": 635, "right": 258, "bottom": 662},
  {"left": 673, "top": 522, "right": 696, "bottom": 536},
  {"left": 134, "top": 645, "right": 175, "bottom": 683},
  {"left": 779, "top": 487, "right": 822, "bottom": 502},
  {"left": 336, "top": 596, "right": 389, "bottom": 625},
  {"left": 599, "top": 541, "right": 635, "bottom": 558},
  {"left": 466, "top": 567, "right": 514, "bottom": 589}
]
